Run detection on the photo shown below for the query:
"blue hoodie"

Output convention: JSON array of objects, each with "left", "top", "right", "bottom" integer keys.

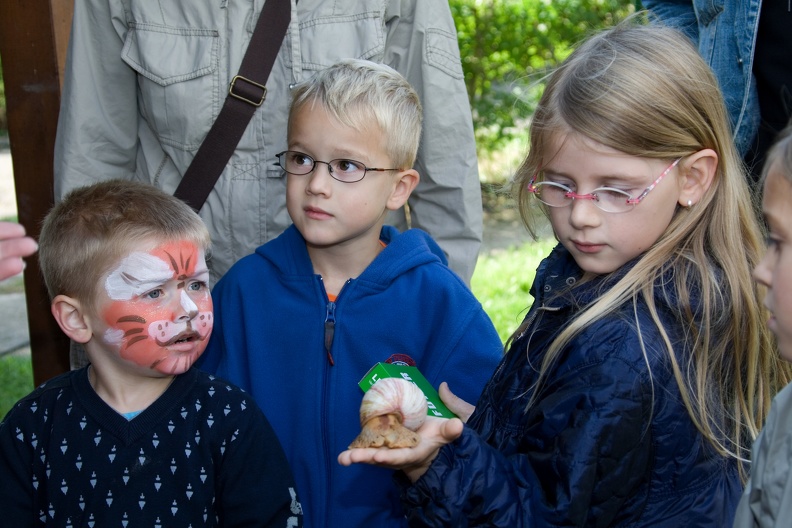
[{"left": 198, "top": 225, "right": 503, "bottom": 528}]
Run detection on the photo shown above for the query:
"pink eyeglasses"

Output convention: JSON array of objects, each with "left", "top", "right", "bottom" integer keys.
[{"left": 527, "top": 158, "right": 682, "bottom": 213}]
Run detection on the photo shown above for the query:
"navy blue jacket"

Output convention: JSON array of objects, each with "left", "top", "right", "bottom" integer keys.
[
  {"left": 400, "top": 244, "right": 742, "bottom": 526},
  {"left": 198, "top": 225, "right": 503, "bottom": 528}
]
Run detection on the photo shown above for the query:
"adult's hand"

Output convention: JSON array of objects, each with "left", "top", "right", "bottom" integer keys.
[
  {"left": 338, "top": 416, "right": 464, "bottom": 483},
  {"left": 0, "top": 222, "right": 37, "bottom": 281}
]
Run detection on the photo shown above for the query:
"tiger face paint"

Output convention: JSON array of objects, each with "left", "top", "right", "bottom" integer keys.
[{"left": 99, "top": 240, "right": 212, "bottom": 375}]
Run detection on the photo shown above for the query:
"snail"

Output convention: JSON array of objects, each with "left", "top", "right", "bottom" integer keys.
[{"left": 349, "top": 377, "right": 428, "bottom": 448}]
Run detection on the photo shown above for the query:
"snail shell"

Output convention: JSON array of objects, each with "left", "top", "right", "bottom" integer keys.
[
  {"left": 349, "top": 377, "right": 428, "bottom": 449},
  {"left": 359, "top": 377, "right": 427, "bottom": 429}
]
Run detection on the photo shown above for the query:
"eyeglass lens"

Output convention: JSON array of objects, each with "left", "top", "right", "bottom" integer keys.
[
  {"left": 534, "top": 182, "right": 634, "bottom": 213},
  {"left": 277, "top": 151, "right": 367, "bottom": 183}
]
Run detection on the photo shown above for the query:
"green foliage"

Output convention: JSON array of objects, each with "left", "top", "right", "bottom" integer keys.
[
  {"left": 0, "top": 355, "right": 34, "bottom": 420},
  {"left": 0, "top": 274, "right": 25, "bottom": 295},
  {"left": 451, "top": 0, "right": 636, "bottom": 155},
  {"left": 0, "top": 3, "right": 637, "bottom": 149},
  {"left": 471, "top": 238, "right": 557, "bottom": 343}
]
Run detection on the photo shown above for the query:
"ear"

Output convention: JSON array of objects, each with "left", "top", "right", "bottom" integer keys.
[
  {"left": 51, "top": 295, "right": 93, "bottom": 344},
  {"left": 678, "top": 149, "right": 718, "bottom": 207},
  {"left": 386, "top": 169, "right": 420, "bottom": 211}
]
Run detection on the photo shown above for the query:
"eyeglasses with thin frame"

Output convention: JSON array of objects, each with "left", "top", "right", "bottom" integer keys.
[
  {"left": 275, "top": 150, "right": 402, "bottom": 183},
  {"left": 527, "top": 158, "right": 682, "bottom": 214}
]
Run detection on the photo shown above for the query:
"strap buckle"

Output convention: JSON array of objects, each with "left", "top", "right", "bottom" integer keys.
[{"left": 228, "top": 75, "right": 267, "bottom": 107}]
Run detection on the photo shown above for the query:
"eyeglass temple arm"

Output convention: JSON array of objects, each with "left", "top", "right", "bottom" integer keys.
[{"left": 626, "top": 158, "right": 681, "bottom": 204}]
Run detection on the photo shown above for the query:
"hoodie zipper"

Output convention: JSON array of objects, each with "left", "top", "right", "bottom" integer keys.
[
  {"left": 321, "top": 278, "right": 351, "bottom": 366},
  {"left": 324, "top": 301, "right": 336, "bottom": 366}
]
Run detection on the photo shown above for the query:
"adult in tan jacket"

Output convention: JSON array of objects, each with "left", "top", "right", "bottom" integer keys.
[{"left": 55, "top": 0, "right": 483, "bottom": 287}]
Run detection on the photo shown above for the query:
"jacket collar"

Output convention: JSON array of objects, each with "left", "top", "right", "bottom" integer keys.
[
  {"left": 532, "top": 244, "right": 703, "bottom": 317},
  {"left": 531, "top": 243, "right": 645, "bottom": 309},
  {"left": 255, "top": 224, "right": 447, "bottom": 284}
]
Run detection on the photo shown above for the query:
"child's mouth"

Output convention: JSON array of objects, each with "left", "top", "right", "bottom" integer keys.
[{"left": 158, "top": 330, "right": 200, "bottom": 347}]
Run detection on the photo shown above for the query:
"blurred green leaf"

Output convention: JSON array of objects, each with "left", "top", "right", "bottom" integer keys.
[
  {"left": 451, "top": 0, "right": 636, "bottom": 161},
  {"left": 471, "top": 238, "right": 557, "bottom": 343}
]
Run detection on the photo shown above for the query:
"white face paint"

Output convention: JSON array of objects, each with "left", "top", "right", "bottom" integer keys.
[
  {"left": 146, "top": 290, "right": 202, "bottom": 343},
  {"left": 104, "top": 327, "right": 126, "bottom": 347},
  {"left": 180, "top": 290, "right": 198, "bottom": 314},
  {"left": 97, "top": 241, "right": 213, "bottom": 375},
  {"left": 105, "top": 252, "right": 174, "bottom": 301}
]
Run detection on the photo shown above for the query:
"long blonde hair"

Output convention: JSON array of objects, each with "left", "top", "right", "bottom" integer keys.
[{"left": 509, "top": 20, "right": 790, "bottom": 478}]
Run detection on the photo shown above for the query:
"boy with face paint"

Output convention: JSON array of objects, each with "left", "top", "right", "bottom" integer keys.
[{"left": 0, "top": 180, "right": 303, "bottom": 527}]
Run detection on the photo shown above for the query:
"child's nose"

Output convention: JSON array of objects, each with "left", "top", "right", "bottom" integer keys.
[
  {"left": 176, "top": 290, "right": 199, "bottom": 321},
  {"left": 752, "top": 253, "right": 773, "bottom": 288},
  {"left": 306, "top": 163, "right": 334, "bottom": 194},
  {"left": 568, "top": 197, "right": 602, "bottom": 228}
]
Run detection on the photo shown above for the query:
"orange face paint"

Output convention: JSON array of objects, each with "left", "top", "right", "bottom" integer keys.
[{"left": 101, "top": 241, "right": 212, "bottom": 375}]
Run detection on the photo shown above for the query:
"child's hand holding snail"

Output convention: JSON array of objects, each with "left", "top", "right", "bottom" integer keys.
[
  {"left": 438, "top": 381, "right": 475, "bottom": 423},
  {"left": 342, "top": 377, "right": 465, "bottom": 483},
  {"left": 339, "top": 416, "right": 464, "bottom": 483}
]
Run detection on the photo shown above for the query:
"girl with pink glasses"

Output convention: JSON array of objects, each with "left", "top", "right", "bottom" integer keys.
[{"left": 340, "top": 20, "right": 790, "bottom": 526}]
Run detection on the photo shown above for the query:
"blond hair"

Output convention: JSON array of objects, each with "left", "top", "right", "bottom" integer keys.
[
  {"left": 510, "top": 19, "right": 789, "bottom": 479},
  {"left": 39, "top": 179, "right": 210, "bottom": 311},
  {"left": 289, "top": 59, "right": 423, "bottom": 170}
]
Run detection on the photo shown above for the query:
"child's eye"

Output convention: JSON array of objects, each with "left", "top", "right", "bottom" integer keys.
[
  {"left": 286, "top": 152, "right": 312, "bottom": 167},
  {"left": 187, "top": 281, "right": 207, "bottom": 292},
  {"left": 144, "top": 289, "right": 163, "bottom": 299},
  {"left": 541, "top": 173, "right": 573, "bottom": 189},
  {"left": 336, "top": 159, "right": 364, "bottom": 173},
  {"left": 609, "top": 185, "right": 637, "bottom": 195}
]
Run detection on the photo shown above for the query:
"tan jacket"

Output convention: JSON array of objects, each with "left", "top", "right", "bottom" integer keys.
[{"left": 55, "top": 0, "right": 483, "bottom": 284}]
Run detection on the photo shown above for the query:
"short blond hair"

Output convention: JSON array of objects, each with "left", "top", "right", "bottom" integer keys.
[
  {"left": 289, "top": 59, "right": 423, "bottom": 169},
  {"left": 39, "top": 180, "right": 210, "bottom": 310},
  {"left": 762, "top": 122, "right": 792, "bottom": 185}
]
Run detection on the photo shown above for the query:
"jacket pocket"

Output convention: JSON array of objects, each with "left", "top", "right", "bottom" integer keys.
[
  {"left": 122, "top": 22, "right": 220, "bottom": 150},
  {"left": 297, "top": 13, "right": 384, "bottom": 71},
  {"left": 425, "top": 27, "right": 464, "bottom": 80}
]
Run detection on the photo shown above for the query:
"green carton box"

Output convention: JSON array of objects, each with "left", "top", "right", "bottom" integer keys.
[{"left": 358, "top": 362, "right": 456, "bottom": 419}]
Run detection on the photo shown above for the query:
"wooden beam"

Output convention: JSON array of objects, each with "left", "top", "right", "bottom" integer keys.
[{"left": 0, "top": 0, "right": 74, "bottom": 385}]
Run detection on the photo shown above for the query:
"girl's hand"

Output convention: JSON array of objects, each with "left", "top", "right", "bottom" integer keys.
[
  {"left": 338, "top": 416, "right": 464, "bottom": 483},
  {"left": 439, "top": 382, "right": 475, "bottom": 423},
  {"left": 0, "top": 222, "right": 38, "bottom": 281}
]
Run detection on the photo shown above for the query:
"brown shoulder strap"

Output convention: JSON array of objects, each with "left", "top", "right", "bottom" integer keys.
[{"left": 175, "top": 0, "right": 291, "bottom": 211}]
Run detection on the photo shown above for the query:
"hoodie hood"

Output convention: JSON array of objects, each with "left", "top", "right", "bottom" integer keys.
[{"left": 256, "top": 224, "right": 448, "bottom": 287}]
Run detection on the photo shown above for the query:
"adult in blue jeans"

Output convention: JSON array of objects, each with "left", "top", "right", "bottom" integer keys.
[{"left": 643, "top": 0, "right": 791, "bottom": 185}]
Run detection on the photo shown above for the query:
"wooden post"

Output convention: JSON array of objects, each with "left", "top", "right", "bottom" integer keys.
[{"left": 0, "top": 0, "right": 74, "bottom": 385}]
